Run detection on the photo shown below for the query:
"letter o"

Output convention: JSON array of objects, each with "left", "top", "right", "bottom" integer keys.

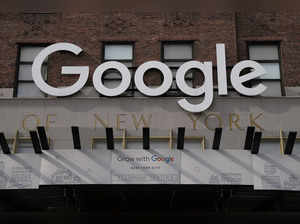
[
  {"left": 134, "top": 61, "right": 173, "bottom": 96},
  {"left": 93, "top": 61, "right": 131, "bottom": 97}
]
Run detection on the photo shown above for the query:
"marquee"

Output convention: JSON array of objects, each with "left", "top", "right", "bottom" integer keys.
[
  {"left": 0, "top": 98, "right": 299, "bottom": 190},
  {"left": 0, "top": 148, "right": 299, "bottom": 191}
]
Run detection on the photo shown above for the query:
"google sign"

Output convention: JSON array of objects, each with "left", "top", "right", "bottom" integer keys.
[{"left": 32, "top": 43, "right": 267, "bottom": 113}]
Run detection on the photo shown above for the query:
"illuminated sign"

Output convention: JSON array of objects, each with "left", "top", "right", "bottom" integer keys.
[{"left": 32, "top": 43, "right": 267, "bottom": 113}]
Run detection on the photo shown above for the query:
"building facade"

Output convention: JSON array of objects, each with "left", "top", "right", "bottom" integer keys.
[
  {"left": 0, "top": 12, "right": 300, "bottom": 98},
  {"left": 1, "top": 11, "right": 300, "bottom": 219}
]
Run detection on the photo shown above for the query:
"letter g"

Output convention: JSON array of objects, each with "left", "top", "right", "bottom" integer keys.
[
  {"left": 176, "top": 61, "right": 214, "bottom": 113},
  {"left": 32, "top": 43, "right": 89, "bottom": 96}
]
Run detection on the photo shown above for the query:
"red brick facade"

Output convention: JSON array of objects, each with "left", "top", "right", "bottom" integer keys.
[{"left": 0, "top": 12, "right": 299, "bottom": 92}]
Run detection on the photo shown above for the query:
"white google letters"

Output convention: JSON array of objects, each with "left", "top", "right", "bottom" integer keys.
[
  {"left": 32, "top": 42, "right": 267, "bottom": 113},
  {"left": 93, "top": 61, "right": 131, "bottom": 97},
  {"left": 32, "top": 43, "right": 89, "bottom": 96},
  {"left": 135, "top": 61, "right": 173, "bottom": 96}
]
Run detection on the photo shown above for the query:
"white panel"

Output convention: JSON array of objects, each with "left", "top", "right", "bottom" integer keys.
[
  {"left": 259, "top": 63, "right": 281, "bottom": 79},
  {"left": 17, "top": 83, "right": 45, "bottom": 98},
  {"left": 93, "top": 141, "right": 123, "bottom": 150},
  {"left": 164, "top": 44, "right": 193, "bottom": 60},
  {"left": 260, "top": 141, "right": 280, "bottom": 153},
  {"left": 0, "top": 154, "right": 41, "bottom": 189},
  {"left": 104, "top": 45, "right": 133, "bottom": 60},
  {"left": 181, "top": 149, "right": 253, "bottom": 185},
  {"left": 20, "top": 47, "right": 47, "bottom": 62},
  {"left": 253, "top": 143, "right": 300, "bottom": 191},
  {"left": 293, "top": 142, "right": 300, "bottom": 151},
  {"left": 249, "top": 45, "right": 279, "bottom": 60},
  {"left": 184, "top": 139, "right": 204, "bottom": 150},
  {"left": 149, "top": 140, "right": 170, "bottom": 149},
  {"left": 40, "top": 150, "right": 112, "bottom": 185},
  {"left": 19, "top": 64, "right": 47, "bottom": 81},
  {"left": 16, "top": 142, "right": 35, "bottom": 154}
]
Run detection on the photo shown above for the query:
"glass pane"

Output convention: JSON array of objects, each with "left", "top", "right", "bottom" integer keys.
[
  {"left": 252, "top": 80, "right": 282, "bottom": 96},
  {"left": 102, "top": 80, "right": 122, "bottom": 89},
  {"left": 259, "top": 63, "right": 281, "bottom": 79},
  {"left": 101, "top": 80, "right": 133, "bottom": 96},
  {"left": 185, "top": 71, "right": 193, "bottom": 79},
  {"left": 17, "top": 83, "right": 45, "bottom": 98},
  {"left": 103, "top": 70, "right": 123, "bottom": 79},
  {"left": 18, "top": 64, "right": 32, "bottom": 81},
  {"left": 170, "top": 68, "right": 177, "bottom": 78},
  {"left": 20, "top": 47, "right": 47, "bottom": 62},
  {"left": 122, "top": 62, "right": 133, "bottom": 67},
  {"left": 249, "top": 45, "right": 279, "bottom": 60},
  {"left": 171, "top": 81, "right": 177, "bottom": 89},
  {"left": 104, "top": 45, "right": 133, "bottom": 60},
  {"left": 19, "top": 64, "right": 47, "bottom": 81},
  {"left": 164, "top": 44, "right": 193, "bottom": 60},
  {"left": 166, "top": 62, "right": 185, "bottom": 67}
]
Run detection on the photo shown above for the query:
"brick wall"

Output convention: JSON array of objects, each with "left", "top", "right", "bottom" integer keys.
[
  {"left": 236, "top": 12, "right": 300, "bottom": 87},
  {"left": 0, "top": 11, "right": 299, "bottom": 93}
]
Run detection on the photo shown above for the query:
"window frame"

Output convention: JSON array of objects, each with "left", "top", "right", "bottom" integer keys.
[
  {"left": 14, "top": 43, "right": 49, "bottom": 98},
  {"left": 101, "top": 41, "right": 135, "bottom": 96},
  {"left": 161, "top": 41, "right": 195, "bottom": 95},
  {"left": 102, "top": 41, "right": 135, "bottom": 64},
  {"left": 247, "top": 41, "right": 285, "bottom": 96}
]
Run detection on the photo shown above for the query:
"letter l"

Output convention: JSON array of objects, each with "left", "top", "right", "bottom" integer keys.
[{"left": 216, "top": 43, "right": 228, "bottom": 95}]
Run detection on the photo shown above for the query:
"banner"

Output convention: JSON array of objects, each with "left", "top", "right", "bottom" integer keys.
[
  {"left": 252, "top": 142, "right": 300, "bottom": 191},
  {"left": 181, "top": 149, "right": 253, "bottom": 185},
  {"left": 40, "top": 150, "right": 112, "bottom": 185},
  {"left": 111, "top": 149, "right": 181, "bottom": 184},
  {"left": 0, "top": 147, "right": 299, "bottom": 190},
  {"left": 0, "top": 154, "right": 41, "bottom": 189}
]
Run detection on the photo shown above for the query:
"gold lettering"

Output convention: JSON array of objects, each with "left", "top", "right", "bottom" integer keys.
[
  {"left": 229, "top": 113, "right": 243, "bottom": 131},
  {"left": 187, "top": 114, "right": 201, "bottom": 130},
  {"left": 94, "top": 114, "right": 109, "bottom": 129},
  {"left": 46, "top": 114, "right": 56, "bottom": 131},
  {"left": 22, "top": 114, "right": 41, "bottom": 131},
  {"left": 250, "top": 113, "right": 264, "bottom": 131},
  {"left": 131, "top": 114, "right": 152, "bottom": 130},
  {"left": 116, "top": 114, "right": 127, "bottom": 130},
  {"left": 204, "top": 113, "right": 223, "bottom": 131}
]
